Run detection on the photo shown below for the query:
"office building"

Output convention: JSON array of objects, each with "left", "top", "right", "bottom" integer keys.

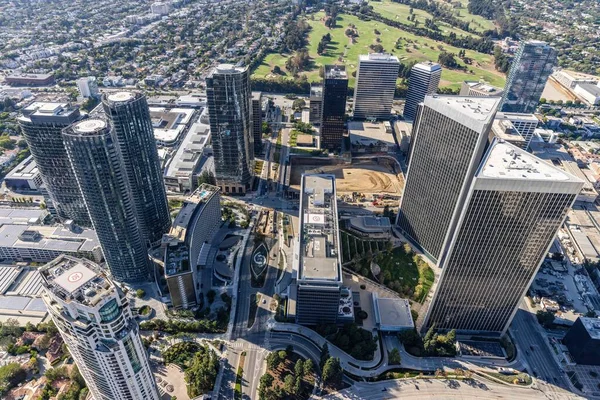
[
  {"left": 102, "top": 91, "right": 171, "bottom": 246},
  {"left": 76, "top": 77, "right": 99, "bottom": 99},
  {"left": 353, "top": 53, "right": 400, "bottom": 120},
  {"left": 18, "top": 102, "right": 90, "bottom": 226},
  {"left": 348, "top": 120, "right": 396, "bottom": 154},
  {"left": 291, "top": 174, "right": 350, "bottom": 325},
  {"left": 460, "top": 80, "right": 504, "bottom": 97},
  {"left": 41, "top": 255, "right": 160, "bottom": 400},
  {"left": 424, "top": 140, "right": 582, "bottom": 335},
  {"left": 309, "top": 85, "right": 323, "bottom": 125},
  {"left": 321, "top": 65, "right": 348, "bottom": 151},
  {"left": 492, "top": 112, "right": 539, "bottom": 149},
  {"left": 206, "top": 64, "right": 253, "bottom": 194},
  {"left": 564, "top": 317, "right": 600, "bottom": 366},
  {"left": 0, "top": 223, "right": 101, "bottom": 263},
  {"left": 404, "top": 62, "right": 442, "bottom": 120},
  {"left": 252, "top": 91, "right": 263, "bottom": 157},
  {"left": 500, "top": 40, "right": 557, "bottom": 113},
  {"left": 397, "top": 96, "right": 501, "bottom": 262},
  {"left": 4, "top": 156, "right": 43, "bottom": 191},
  {"left": 62, "top": 118, "right": 149, "bottom": 283},
  {"left": 162, "top": 185, "right": 221, "bottom": 309}
]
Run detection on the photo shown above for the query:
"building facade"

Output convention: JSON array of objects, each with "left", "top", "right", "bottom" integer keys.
[
  {"left": 206, "top": 64, "right": 253, "bottom": 194},
  {"left": 18, "top": 102, "right": 90, "bottom": 226},
  {"left": 397, "top": 96, "right": 501, "bottom": 262},
  {"left": 403, "top": 62, "right": 441, "bottom": 121},
  {"left": 321, "top": 66, "right": 348, "bottom": 151},
  {"left": 102, "top": 91, "right": 171, "bottom": 246},
  {"left": 424, "top": 140, "right": 582, "bottom": 335},
  {"left": 162, "top": 184, "right": 221, "bottom": 308},
  {"left": 252, "top": 91, "right": 263, "bottom": 157},
  {"left": 494, "top": 112, "right": 539, "bottom": 149},
  {"left": 353, "top": 53, "right": 400, "bottom": 120},
  {"left": 62, "top": 118, "right": 149, "bottom": 283},
  {"left": 76, "top": 77, "right": 99, "bottom": 99},
  {"left": 309, "top": 85, "right": 323, "bottom": 125},
  {"left": 564, "top": 317, "right": 600, "bottom": 366},
  {"left": 500, "top": 40, "right": 557, "bottom": 113},
  {"left": 41, "top": 255, "right": 160, "bottom": 400}
]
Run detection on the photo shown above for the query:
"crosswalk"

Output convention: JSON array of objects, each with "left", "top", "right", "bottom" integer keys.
[{"left": 228, "top": 341, "right": 265, "bottom": 351}]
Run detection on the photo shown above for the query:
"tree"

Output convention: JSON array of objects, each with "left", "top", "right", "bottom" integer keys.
[
  {"left": 322, "top": 357, "right": 343, "bottom": 385},
  {"left": 258, "top": 373, "right": 274, "bottom": 398},
  {"left": 272, "top": 66, "right": 282, "bottom": 75},
  {"left": 320, "top": 343, "right": 330, "bottom": 368},
  {"left": 283, "top": 373, "right": 295, "bottom": 394},
  {"left": 0, "top": 363, "right": 26, "bottom": 395},
  {"left": 0, "top": 137, "right": 15, "bottom": 150},
  {"left": 185, "top": 346, "right": 219, "bottom": 396},
  {"left": 266, "top": 352, "right": 281, "bottom": 370},
  {"left": 294, "top": 359, "right": 304, "bottom": 377},
  {"left": 303, "top": 359, "right": 314, "bottom": 376},
  {"left": 197, "top": 170, "right": 216, "bottom": 186},
  {"left": 536, "top": 310, "right": 555, "bottom": 328},
  {"left": 292, "top": 99, "right": 306, "bottom": 110},
  {"left": 388, "top": 348, "right": 401, "bottom": 365},
  {"left": 294, "top": 376, "right": 302, "bottom": 395},
  {"left": 17, "top": 139, "right": 27, "bottom": 149},
  {"left": 135, "top": 289, "right": 145, "bottom": 298}
]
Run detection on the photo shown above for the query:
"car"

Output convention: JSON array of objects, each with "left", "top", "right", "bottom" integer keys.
[{"left": 262, "top": 299, "right": 266, "bottom": 304}]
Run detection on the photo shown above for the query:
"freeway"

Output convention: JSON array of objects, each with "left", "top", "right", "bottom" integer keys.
[{"left": 510, "top": 304, "right": 580, "bottom": 400}]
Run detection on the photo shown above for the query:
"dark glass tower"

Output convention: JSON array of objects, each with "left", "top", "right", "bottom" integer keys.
[
  {"left": 500, "top": 40, "right": 557, "bottom": 113},
  {"left": 206, "top": 64, "right": 253, "bottom": 195},
  {"left": 62, "top": 118, "right": 149, "bottom": 283},
  {"left": 102, "top": 92, "right": 170, "bottom": 246},
  {"left": 321, "top": 65, "right": 348, "bottom": 151},
  {"left": 18, "top": 103, "right": 90, "bottom": 226}
]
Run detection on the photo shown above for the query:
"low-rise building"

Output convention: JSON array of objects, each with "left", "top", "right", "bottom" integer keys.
[
  {"left": 460, "top": 81, "right": 505, "bottom": 97},
  {"left": 564, "top": 317, "right": 600, "bottom": 366},
  {"left": 149, "top": 107, "right": 195, "bottom": 147},
  {"left": 347, "top": 216, "right": 392, "bottom": 240},
  {"left": 540, "top": 297, "right": 560, "bottom": 312},
  {"left": 372, "top": 294, "right": 414, "bottom": 332},
  {"left": 393, "top": 120, "right": 412, "bottom": 154},
  {"left": 348, "top": 121, "right": 396, "bottom": 154},
  {"left": 4, "top": 155, "right": 43, "bottom": 191},
  {"left": 553, "top": 69, "right": 598, "bottom": 90},
  {"left": 5, "top": 73, "right": 54, "bottom": 86},
  {"left": 574, "top": 83, "right": 600, "bottom": 106}
]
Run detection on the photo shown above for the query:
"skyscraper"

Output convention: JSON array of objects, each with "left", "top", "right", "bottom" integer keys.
[
  {"left": 404, "top": 61, "right": 442, "bottom": 120},
  {"left": 353, "top": 54, "right": 400, "bottom": 120},
  {"left": 18, "top": 102, "right": 90, "bottom": 226},
  {"left": 41, "top": 255, "right": 160, "bottom": 400},
  {"left": 102, "top": 91, "right": 170, "bottom": 246},
  {"left": 321, "top": 65, "right": 348, "bottom": 151},
  {"left": 424, "top": 140, "right": 582, "bottom": 334},
  {"left": 500, "top": 40, "right": 557, "bottom": 113},
  {"left": 252, "top": 91, "right": 263, "bottom": 157},
  {"left": 397, "top": 96, "right": 501, "bottom": 262},
  {"left": 309, "top": 85, "right": 323, "bottom": 125},
  {"left": 62, "top": 118, "right": 149, "bottom": 283},
  {"left": 206, "top": 64, "right": 253, "bottom": 194}
]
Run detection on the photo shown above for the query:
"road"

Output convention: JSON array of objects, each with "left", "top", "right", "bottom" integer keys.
[
  {"left": 510, "top": 304, "right": 578, "bottom": 399},
  {"left": 324, "top": 377, "right": 551, "bottom": 400}
]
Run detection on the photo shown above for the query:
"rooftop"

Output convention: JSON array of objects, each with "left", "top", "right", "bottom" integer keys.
[
  {"left": 298, "top": 174, "right": 342, "bottom": 283},
  {"left": 348, "top": 121, "right": 396, "bottom": 150},
  {"left": 310, "top": 85, "right": 323, "bottom": 97},
  {"left": 580, "top": 317, "right": 600, "bottom": 340},
  {"left": 480, "top": 140, "right": 572, "bottom": 181},
  {"left": 465, "top": 80, "right": 503, "bottom": 94},
  {"left": 577, "top": 83, "right": 600, "bottom": 97},
  {"left": 413, "top": 61, "right": 441, "bottom": 72},
  {"left": 41, "top": 255, "right": 113, "bottom": 307},
  {"left": 495, "top": 112, "right": 539, "bottom": 123},
  {"left": 425, "top": 95, "right": 500, "bottom": 133},
  {"left": 348, "top": 216, "right": 391, "bottom": 233},
  {"left": 373, "top": 294, "right": 414, "bottom": 331},
  {"left": 149, "top": 107, "right": 194, "bottom": 145},
  {"left": 164, "top": 118, "right": 210, "bottom": 179},
  {"left": 106, "top": 91, "right": 135, "bottom": 103},
  {"left": 212, "top": 64, "right": 248, "bottom": 75},
  {"left": 0, "top": 208, "right": 47, "bottom": 225},
  {"left": 325, "top": 65, "right": 347, "bottom": 80},
  {"left": 0, "top": 223, "right": 100, "bottom": 253},
  {"left": 491, "top": 119, "right": 526, "bottom": 146},
  {"left": 169, "top": 184, "right": 220, "bottom": 242},
  {"left": 5, "top": 155, "right": 39, "bottom": 180},
  {"left": 359, "top": 53, "right": 399, "bottom": 63}
]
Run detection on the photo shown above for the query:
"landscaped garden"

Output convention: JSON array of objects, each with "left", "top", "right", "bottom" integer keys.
[
  {"left": 315, "top": 323, "right": 378, "bottom": 361},
  {"left": 162, "top": 341, "right": 220, "bottom": 397},
  {"left": 259, "top": 347, "right": 316, "bottom": 400}
]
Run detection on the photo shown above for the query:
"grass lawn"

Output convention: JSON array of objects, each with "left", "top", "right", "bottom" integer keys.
[
  {"left": 485, "top": 372, "right": 532, "bottom": 386},
  {"left": 252, "top": 11, "right": 505, "bottom": 91},
  {"left": 432, "top": 0, "right": 497, "bottom": 33},
  {"left": 369, "top": 0, "right": 479, "bottom": 38}
]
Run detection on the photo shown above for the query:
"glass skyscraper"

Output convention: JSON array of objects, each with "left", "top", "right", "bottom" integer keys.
[
  {"left": 321, "top": 65, "right": 348, "bottom": 151},
  {"left": 206, "top": 64, "right": 253, "bottom": 194},
  {"left": 500, "top": 40, "right": 557, "bottom": 113},
  {"left": 102, "top": 92, "right": 170, "bottom": 246}
]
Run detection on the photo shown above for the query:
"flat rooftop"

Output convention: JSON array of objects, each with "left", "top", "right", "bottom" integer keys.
[
  {"left": 495, "top": 112, "right": 539, "bottom": 123},
  {"left": 298, "top": 174, "right": 342, "bottom": 283},
  {"left": 165, "top": 118, "right": 210, "bottom": 179},
  {"left": 359, "top": 53, "right": 399, "bottom": 63},
  {"left": 325, "top": 65, "right": 347, "bottom": 79},
  {"left": 465, "top": 81, "right": 503, "bottom": 94},
  {"left": 169, "top": 184, "right": 220, "bottom": 241},
  {"left": 373, "top": 295, "right": 414, "bottom": 331},
  {"left": 480, "top": 140, "right": 573, "bottom": 181},
  {"left": 0, "top": 208, "right": 47, "bottom": 225},
  {"left": 413, "top": 61, "right": 441, "bottom": 72},
  {"left": 348, "top": 121, "right": 395, "bottom": 149},
  {"left": 425, "top": 95, "right": 500, "bottom": 133},
  {"left": 149, "top": 107, "right": 194, "bottom": 145},
  {"left": 5, "top": 156, "right": 38, "bottom": 180},
  {"left": 310, "top": 85, "right": 322, "bottom": 97},
  {"left": 491, "top": 119, "right": 526, "bottom": 145},
  {"left": 349, "top": 216, "right": 391, "bottom": 233},
  {"left": 41, "top": 255, "right": 113, "bottom": 307},
  {"left": 580, "top": 317, "right": 600, "bottom": 340},
  {"left": 577, "top": 83, "right": 600, "bottom": 97},
  {"left": 0, "top": 224, "right": 100, "bottom": 253}
]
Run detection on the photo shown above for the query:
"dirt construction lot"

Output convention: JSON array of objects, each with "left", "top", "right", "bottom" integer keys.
[{"left": 290, "top": 163, "right": 404, "bottom": 195}]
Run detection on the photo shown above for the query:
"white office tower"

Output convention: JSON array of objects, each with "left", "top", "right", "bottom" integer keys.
[
  {"left": 397, "top": 96, "right": 501, "bottom": 262},
  {"left": 41, "top": 255, "right": 160, "bottom": 400},
  {"left": 76, "top": 77, "right": 99, "bottom": 99},
  {"left": 353, "top": 54, "right": 400, "bottom": 120},
  {"left": 493, "top": 112, "right": 539, "bottom": 149},
  {"left": 424, "top": 140, "right": 583, "bottom": 335},
  {"left": 404, "top": 62, "right": 442, "bottom": 120}
]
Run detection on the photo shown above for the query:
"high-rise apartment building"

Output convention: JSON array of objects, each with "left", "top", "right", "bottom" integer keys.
[
  {"left": 162, "top": 184, "right": 221, "bottom": 309},
  {"left": 252, "top": 91, "right": 263, "bottom": 157},
  {"left": 404, "top": 62, "right": 442, "bottom": 120},
  {"left": 41, "top": 255, "right": 160, "bottom": 400},
  {"left": 500, "top": 40, "right": 557, "bottom": 113},
  {"left": 424, "top": 140, "right": 582, "bottom": 335},
  {"left": 321, "top": 65, "right": 348, "bottom": 151},
  {"left": 397, "top": 96, "right": 501, "bottom": 262},
  {"left": 18, "top": 103, "right": 90, "bottom": 227},
  {"left": 62, "top": 118, "right": 149, "bottom": 283},
  {"left": 102, "top": 92, "right": 170, "bottom": 246},
  {"left": 353, "top": 53, "right": 400, "bottom": 120},
  {"left": 206, "top": 64, "right": 253, "bottom": 194}
]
